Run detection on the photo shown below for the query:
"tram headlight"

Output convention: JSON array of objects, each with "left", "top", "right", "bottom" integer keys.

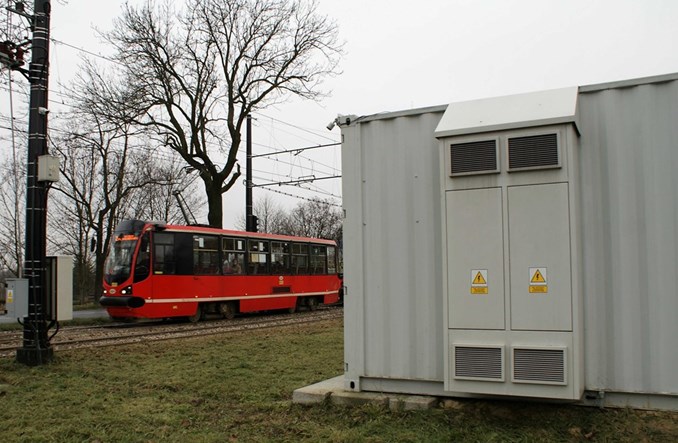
[{"left": 120, "top": 285, "right": 133, "bottom": 295}]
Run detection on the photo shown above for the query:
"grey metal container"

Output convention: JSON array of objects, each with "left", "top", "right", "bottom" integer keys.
[{"left": 340, "top": 73, "right": 678, "bottom": 410}]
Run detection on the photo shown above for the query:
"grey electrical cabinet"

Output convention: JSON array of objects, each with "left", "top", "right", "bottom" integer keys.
[
  {"left": 436, "top": 87, "right": 584, "bottom": 400},
  {"left": 339, "top": 73, "right": 678, "bottom": 410},
  {"left": 46, "top": 255, "right": 73, "bottom": 321},
  {"left": 6, "top": 278, "right": 29, "bottom": 319}
]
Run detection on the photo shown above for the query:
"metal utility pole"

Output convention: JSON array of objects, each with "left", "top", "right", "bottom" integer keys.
[
  {"left": 16, "top": 0, "right": 53, "bottom": 366},
  {"left": 245, "top": 114, "right": 257, "bottom": 232}
]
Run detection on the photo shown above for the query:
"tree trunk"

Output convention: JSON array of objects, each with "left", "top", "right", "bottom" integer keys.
[{"left": 206, "top": 182, "right": 223, "bottom": 228}]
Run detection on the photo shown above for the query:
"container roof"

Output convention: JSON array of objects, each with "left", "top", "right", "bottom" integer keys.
[{"left": 434, "top": 86, "right": 579, "bottom": 138}]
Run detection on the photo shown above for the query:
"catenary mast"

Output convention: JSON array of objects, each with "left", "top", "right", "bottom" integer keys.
[{"left": 16, "top": 0, "right": 53, "bottom": 366}]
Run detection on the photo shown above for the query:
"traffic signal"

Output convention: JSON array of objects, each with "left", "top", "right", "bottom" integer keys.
[{"left": 247, "top": 214, "right": 259, "bottom": 232}]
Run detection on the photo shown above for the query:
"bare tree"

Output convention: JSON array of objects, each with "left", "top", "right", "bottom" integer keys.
[
  {"left": 236, "top": 193, "right": 287, "bottom": 232},
  {"left": 123, "top": 157, "right": 206, "bottom": 224},
  {"left": 0, "top": 152, "right": 25, "bottom": 277},
  {"left": 280, "top": 197, "right": 342, "bottom": 241},
  {"left": 0, "top": 45, "right": 30, "bottom": 279},
  {"left": 91, "top": 0, "right": 342, "bottom": 227},
  {"left": 49, "top": 116, "right": 203, "bottom": 301},
  {"left": 49, "top": 109, "right": 169, "bottom": 301},
  {"left": 47, "top": 193, "right": 96, "bottom": 304}
]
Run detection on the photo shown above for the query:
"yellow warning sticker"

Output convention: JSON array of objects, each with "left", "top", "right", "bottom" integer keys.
[
  {"left": 529, "top": 267, "right": 548, "bottom": 293},
  {"left": 470, "top": 269, "right": 488, "bottom": 295},
  {"left": 531, "top": 269, "right": 546, "bottom": 283},
  {"left": 6, "top": 289, "right": 13, "bottom": 303},
  {"left": 529, "top": 286, "right": 548, "bottom": 293}
]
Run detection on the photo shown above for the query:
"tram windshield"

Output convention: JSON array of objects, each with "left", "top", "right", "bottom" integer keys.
[{"left": 104, "top": 234, "right": 139, "bottom": 285}]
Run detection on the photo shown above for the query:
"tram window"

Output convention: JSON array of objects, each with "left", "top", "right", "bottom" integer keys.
[
  {"left": 153, "top": 232, "right": 176, "bottom": 275},
  {"left": 310, "top": 245, "right": 327, "bottom": 274},
  {"left": 271, "top": 241, "right": 289, "bottom": 274},
  {"left": 247, "top": 240, "right": 269, "bottom": 275},
  {"left": 327, "top": 246, "right": 337, "bottom": 274},
  {"left": 290, "top": 243, "right": 309, "bottom": 275},
  {"left": 174, "top": 233, "right": 194, "bottom": 275},
  {"left": 193, "top": 235, "right": 220, "bottom": 275},
  {"left": 223, "top": 237, "right": 245, "bottom": 275}
]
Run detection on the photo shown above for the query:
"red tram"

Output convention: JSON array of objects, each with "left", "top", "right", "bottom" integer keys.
[{"left": 99, "top": 220, "right": 342, "bottom": 321}]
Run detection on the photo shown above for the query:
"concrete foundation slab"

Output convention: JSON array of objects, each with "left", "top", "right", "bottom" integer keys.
[
  {"left": 293, "top": 376, "right": 439, "bottom": 410},
  {"left": 388, "top": 395, "right": 439, "bottom": 411}
]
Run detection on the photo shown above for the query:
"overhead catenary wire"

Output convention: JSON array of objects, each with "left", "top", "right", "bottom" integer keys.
[
  {"left": 254, "top": 152, "right": 340, "bottom": 177},
  {"left": 0, "top": 83, "right": 78, "bottom": 108},
  {"left": 49, "top": 37, "right": 121, "bottom": 65},
  {"left": 1, "top": 84, "right": 334, "bottom": 172},
  {"left": 252, "top": 116, "right": 341, "bottom": 177},
  {"left": 0, "top": 104, "right": 338, "bottom": 180},
  {"left": 250, "top": 168, "right": 341, "bottom": 191},
  {"left": 252, "top": 174, "right": 341, "bottom": 188},
  {"left": 3, "top": 37, "right": 336, "bottom": 143},
  {"left": 3, "top": 121, "right": 342, "bottom": 192},
  {"left": 1, "top": 35, "right": 342, "bottom": 202},
  {"left": 249, "top": 142, "right": 341, "bottom": 177},
  {"left": 296, "top": 183, "right": 342, "bottom": 200},
  {"left": 250, "top": 142, "right": 340, "bottom": 159},
  {"left": 258, "top": 113, "right": 339, "bottom": 144},
  {"left": 4, "top": 122, "right": 344, "bottom": 203},
  {"left": 259, "top": 186, "right": 341, "bottom": 208}
]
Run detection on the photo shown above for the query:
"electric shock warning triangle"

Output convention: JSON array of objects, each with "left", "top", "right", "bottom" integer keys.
[
  {"left": 531, "top": 269, "right": 546, "bottom": 283},
  {"left": 473, "top": 271, "right": 487, "bottom": 285}
]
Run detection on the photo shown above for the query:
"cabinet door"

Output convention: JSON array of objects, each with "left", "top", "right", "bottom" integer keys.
[
  {"left": 508, "top": 183, "right": 572, "bottom": 332},
  {"left": 446, "top": 188, "right": 505, "bottom": 330}
]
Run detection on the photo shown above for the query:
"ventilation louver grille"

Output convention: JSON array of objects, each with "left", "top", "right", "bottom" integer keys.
[
  {"left": 513, "top": 348, "right": 566, "bottom": 385},
  {"left": 508, "top": 133, "right": 559, "bottom": 170},
  {"left": 450, "top": 140, "right": 499, "bottom": 176},
  {"left": 454, "top": 346, "right": 504, "bottom": 381}
]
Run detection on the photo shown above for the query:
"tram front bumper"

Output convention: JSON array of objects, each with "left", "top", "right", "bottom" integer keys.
[{"left": 99, "top": 295, "right": 145, "bottom": 308}]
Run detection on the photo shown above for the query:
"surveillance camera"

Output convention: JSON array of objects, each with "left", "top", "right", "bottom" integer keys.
[
  {"left": 326, "top": 120, "right": 336, "bottom": 131},
  {"left": 38, "top": 107, "right": 49, "bottom": 115}
]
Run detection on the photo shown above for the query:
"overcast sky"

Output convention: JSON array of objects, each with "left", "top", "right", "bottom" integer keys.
[{"left": 8, "top": 0, "right": 678, "bottom": 228}]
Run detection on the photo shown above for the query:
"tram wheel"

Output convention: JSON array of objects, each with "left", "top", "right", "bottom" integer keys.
[
  {"left": 307, "top": 297, "right": 318, "bottom": 311},
  {"left": 188, "top": 304, "right": 203, "bottom": 323},
  {"left": 219, "top": 302, "right": 236, "bottom": 320}
]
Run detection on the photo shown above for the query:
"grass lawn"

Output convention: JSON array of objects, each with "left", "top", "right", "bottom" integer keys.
[{"left": 0, "top": 317, "right": 676, "bottom": 442}]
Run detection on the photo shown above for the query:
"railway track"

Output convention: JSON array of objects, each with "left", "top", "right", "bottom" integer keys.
[{"left": 0, "top": 306, "right": 342, "bottom": 358}]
